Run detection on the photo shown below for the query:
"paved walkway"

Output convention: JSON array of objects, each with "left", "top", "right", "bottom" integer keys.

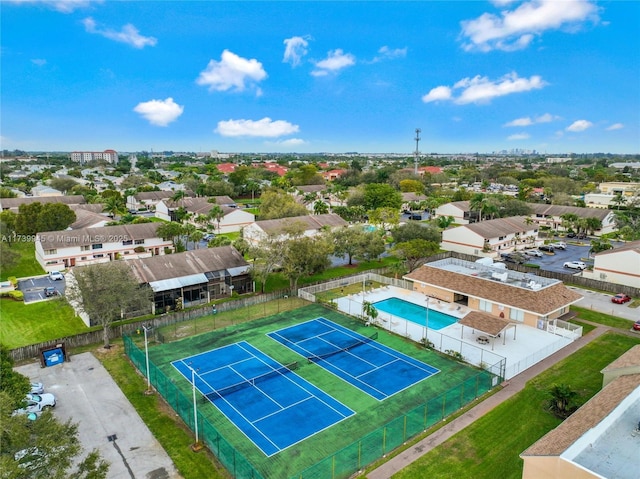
[{"left": 366, "top": 325, "right": 610, "bottom": 479}]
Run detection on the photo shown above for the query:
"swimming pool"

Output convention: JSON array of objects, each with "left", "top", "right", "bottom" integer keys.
[{"left": 373, "top": 297, "right": 458, "bottom": 330}]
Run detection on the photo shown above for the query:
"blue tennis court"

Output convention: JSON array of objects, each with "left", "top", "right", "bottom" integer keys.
[
  {"left": 172, "top": 341, "right": 354, "bottom": 456},
  {"left": 268, "top": 318, "right": 439, "bottom": 400}
]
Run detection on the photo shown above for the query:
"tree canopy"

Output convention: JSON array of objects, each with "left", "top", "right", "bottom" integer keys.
[
  {"left": 70, "top": 262, "right": 153, "bottom": 347},
  {"left": 0, "top": 346, "right": 109, "bottom": 478}
]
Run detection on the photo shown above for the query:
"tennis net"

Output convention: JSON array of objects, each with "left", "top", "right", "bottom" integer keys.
[
  {"left": 205, "top": 361, "right": 299, "bottom": 400},
  {"left": 307, "top": 332, "right": 378, "bottom": 363}
]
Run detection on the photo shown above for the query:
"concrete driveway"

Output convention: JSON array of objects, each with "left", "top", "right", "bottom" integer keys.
[{"left": 16, "top": 352, "right": 180, "bottom": 479}]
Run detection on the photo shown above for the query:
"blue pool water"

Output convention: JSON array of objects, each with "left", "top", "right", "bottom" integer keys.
[{"left": 373, "top": 298, "right": 458, "bottom": 330}]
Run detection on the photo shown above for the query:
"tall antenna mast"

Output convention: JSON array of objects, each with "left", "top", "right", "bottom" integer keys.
[{"left": 414, "top": 128, "right": 421, "bottom": 175}]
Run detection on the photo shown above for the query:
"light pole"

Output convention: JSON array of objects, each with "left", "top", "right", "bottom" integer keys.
[
  {"left": 143, "top": 324, "right": 152, "bottom": 393},
  {"left": 425, "top": 297, "right": 430, "bottom": 346},
  {"left": 189, "top": 363, "right": 202, "bottom": 450}
]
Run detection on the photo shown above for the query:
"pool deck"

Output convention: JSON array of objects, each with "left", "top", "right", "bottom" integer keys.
[{"left": 335, "top": 286, "right": 573, "bottom": 380}]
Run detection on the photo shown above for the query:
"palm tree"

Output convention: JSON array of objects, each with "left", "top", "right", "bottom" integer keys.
[
  {"left": 361, "top": 301, "right": 379, "bottom": 325},
  {"left": 611, "top": 193, "right": 626, "bottom": 210},
  {"left": 103, "top": 196, "right": 126, "bottom": 221},
  {"left": 208, "top": 204, "right": 224, "bottom": 233},
  {"left": 313, "top": 200, "right": 329, "bottom": 215},
  {"left": 548, "top": 384, "right": 578, "bottom": 418},
  {"left": 436, "top": 215, "right": 455, "bottom": 229},
  {"left": 469, "top": 194, "right": 486, "bottom": 222}
]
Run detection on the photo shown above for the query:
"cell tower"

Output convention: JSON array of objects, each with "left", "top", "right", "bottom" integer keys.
[{"left": 414, "top": 128, "right": 421, "bottom": 174}]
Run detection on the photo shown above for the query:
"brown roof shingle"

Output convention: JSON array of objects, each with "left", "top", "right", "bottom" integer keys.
[
  {"left": 405, "top": 265, "right": 582, "bottom": 315},
  {"left": 255, "top": 213, "right": 348, "bottom": 235},
  {"left": 128, "top": 246, "right": 248, "bottom": 283}
]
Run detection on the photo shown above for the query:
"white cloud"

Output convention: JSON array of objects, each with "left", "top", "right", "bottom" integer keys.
[
  {"left": 271, "top": 138, "right": 307, "bottom": 147},
  {"left": 422, "top": 86, "right": 452, "bottom": 103},
  {"left": 133, "top": 98, "right": 184, "bottom": 127},
  {"left": 311, "top": 49, "right": 355, "bottom": 76},
  {"left": 460, "top": 0, "right": 600, "bottom": 52},
  {"left": 283, "top": 36, "right": 310, "bottom": 67},
  {"left": 606, "top": 123, "right": 624, "bottom": 131},
  {"left": 507, "top": 133, "right": 531, "bottom": 140},
  {"left": 504, "top": 112, "right": 558, "bottom": 127},
  {"left": 197, "top": 50, "right": 267, "bottom": 93},
  {"left": 423, "top": 72, "right": 546, "bottom": 105},
  {"left": 10, "top": 0, "right": 99, "bottom": 13},
  {"left": 566, "top": 119, "right": 593, "bottom": 132},
  {"left": 505, "top": 117, "right": 534, "bottom": 127},
  {"left": 82, "top": 17, "right": 157, "bottom": 49},
  {"left": 31, "top": 59, "right": 47, "bottom": 66},
  {"left": 215, "top": 118, "right": 300, "bottom": 138},
  {"left": 371, "top": 45, "right": 407, "bottom": 63}
]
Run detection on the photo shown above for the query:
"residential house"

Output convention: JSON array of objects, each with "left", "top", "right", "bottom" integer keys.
[
  {"left": 128, "top": 246, "right": 253, "bottom": 314},
  {"left": 321, "top": 169, "right": 347, "bottom": 181},
  {"left": 155, "top": 196, "right": 253, "bottom": 233},
  {"left": 520, "top": 346, "right": 640, "bottom": 479},
  {"left": 586, "top": 240, "right": 640, "bottom": 288},
  {"left": 31, "top": 186, "right": 63, "bottom": 197},
  {"left": 433, "top": 201, "right": 478, "bottom": 224},
  {"left": 126, "top": 190, "right": 195, "bottom": 212},
  {"left": 584, "top": 181, "right": 640, "bottom": 209},
  {"left": 68, "top": 205, "right": 111, "bottom": 230},
  {"left": 157, "top": 180, "right": 187, "bottom": 191},
  {"left": 0, "top": 195, "right": 86, "bottom": 212},
  {"left": 404, "top": 257, "right": 583, "bottom": 330},
  {"left": 527, "top": 204, "right": 616, "bottom": 236},
  {"left": 441, "top": 216, "right": 540, "bottom": 257},
  {"left": 35, "top": 223, "right": 172, "bottom": 271},
  {"left": 243, "top": 213, "right": 348, "bottom": 245}
]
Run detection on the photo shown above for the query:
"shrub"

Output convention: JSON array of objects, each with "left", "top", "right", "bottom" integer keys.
[
  {"left": 8, "top": 276, "right": 18, "bottom": 287},
  {"left": 8, "top": 290, "right": 24, "bottom": 301},
  {"left": 134, "top": 246, "right": 146, "bottom": 253}
]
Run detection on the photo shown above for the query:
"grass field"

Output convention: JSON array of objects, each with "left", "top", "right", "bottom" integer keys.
[
  {"left": 129, "top": 303, "right": 495, "bottom": 479},
  {"left": 0, "top": 297, "right": 86, "bottom": 349},
  {"left": 389, "top": 332, "right": 640, "bottom": 479},
  {"left": 0, "top": 241, "right": 44, "bottom": 281}
]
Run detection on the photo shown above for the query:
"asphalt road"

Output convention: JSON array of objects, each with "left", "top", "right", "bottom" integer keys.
[{"left": 16, "top": 352, "right": 180, "bottom": 479}]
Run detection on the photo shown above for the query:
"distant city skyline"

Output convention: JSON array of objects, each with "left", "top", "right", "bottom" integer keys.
[{"left": 1, "top": 1, "right": 639, "bottom": 154}]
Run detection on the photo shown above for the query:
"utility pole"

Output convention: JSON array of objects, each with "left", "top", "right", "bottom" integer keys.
[{"left": 414, "top": 128, "right": 421, "bottom": 175}]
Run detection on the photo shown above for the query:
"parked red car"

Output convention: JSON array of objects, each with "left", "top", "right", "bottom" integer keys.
[
  {"left": 611, "top": 294, "right": 632, "bottom": 304},
  {"left": 633, "top": 321, "right": 640, "bottom": 332}
]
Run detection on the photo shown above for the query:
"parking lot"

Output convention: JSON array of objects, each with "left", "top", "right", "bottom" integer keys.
[
  {"left": 16, "top": 352, "right": 179, "bottom": 479},
  {"left": 18, "top": 273, "right": 66, "bottom": 303},
  {"left": 522, "top": 242, "right": 593, "bottom": 274}
]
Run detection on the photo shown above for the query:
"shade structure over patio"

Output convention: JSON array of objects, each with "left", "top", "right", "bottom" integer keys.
[{"left": 458, "top": 311, "right": 518, "bottom": 350}]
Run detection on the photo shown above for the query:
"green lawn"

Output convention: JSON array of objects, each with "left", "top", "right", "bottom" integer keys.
[
  {"left": 259, "top": 256, "right": 396, "bottom": 293},
  {"left": 1, "top": 241, "right": 45, "bottom": 281},
  {"left": 387, "top": 332, "right": 640, "bottom": 479},
  {"left": 0, "top": 298, "right": 86, "bottom": 349},
  {"left": 570, "top": 305, "right": 635, "bottom": 329}
]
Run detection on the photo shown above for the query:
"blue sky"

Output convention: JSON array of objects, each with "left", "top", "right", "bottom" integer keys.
[{"left": 1, "top": 0, "right": 639, "bottom": 154}]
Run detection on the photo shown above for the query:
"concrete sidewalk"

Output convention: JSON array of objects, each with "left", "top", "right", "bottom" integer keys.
[{"left": 366, "top": 326, "right": 609, "bottom": 479}]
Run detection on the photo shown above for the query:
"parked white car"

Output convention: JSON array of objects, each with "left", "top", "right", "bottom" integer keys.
[
  {"left": 14, "top": 393, "right": 56, "bottom": 416},
  {"left": 525, "top": 249, "right": 543, "bottom": 257},
  {"left": 564, "top": 261, "right": 586, "bottom": 270},
  {"left": 30, "top": 382, "right": 44, "bottom": 394},
  {"left": 551, "top": 242, "right": 567, "bottom": 250},
  {"left": 49, "top": 271, "right": 64, "bottom": 281}
]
